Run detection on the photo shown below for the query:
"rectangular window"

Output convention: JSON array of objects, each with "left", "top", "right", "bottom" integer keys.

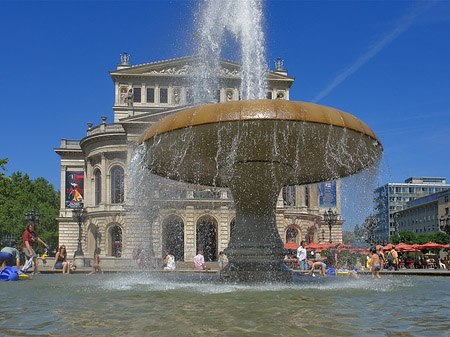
[
  {"left": 133, "top": 87, "right": 141, "bottom": 103},
  {"left": 282, "top": 186, "right": 296, "bottom": 206},
  {"left": 160, "top": 88, "right": 168, "bottom": 103},
  {"left": 266, "top": 92, "right": 272, "bottom": 99},
  {"left": 147, "top": 88, "right": 154, "bottom": 103}
]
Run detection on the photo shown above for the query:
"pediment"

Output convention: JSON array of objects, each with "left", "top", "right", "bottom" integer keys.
[
  {"left": 110, "top": 56, "right": 293, "bottom": 81},
  {"left": 111, "top": 56, "right": 242, "bottom": 78}
]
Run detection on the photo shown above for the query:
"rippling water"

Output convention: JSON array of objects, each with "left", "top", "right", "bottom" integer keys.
[{"left": 1, "top": 274, "right": 449, "bottom": 336}]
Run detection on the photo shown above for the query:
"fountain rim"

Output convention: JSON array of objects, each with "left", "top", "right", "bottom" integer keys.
[{"left": 138, "top": 99, "right": 381, "bottom": 146}]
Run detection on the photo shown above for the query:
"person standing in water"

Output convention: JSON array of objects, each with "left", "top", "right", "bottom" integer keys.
[
  {"left": 87, "top": 248, "right": 102, "bottom": 275},
  {"left": 23, "top": 221, "right": 48, "bottom": 275}
]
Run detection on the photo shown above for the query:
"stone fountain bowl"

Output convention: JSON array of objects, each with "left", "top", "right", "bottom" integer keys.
[{"left": 138, "top": 99, "right": 382, "bottom": 187}]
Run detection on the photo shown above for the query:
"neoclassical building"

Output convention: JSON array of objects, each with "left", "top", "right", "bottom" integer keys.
[{"left": 54, "top": 54, "right": 343, "bottom": 267}]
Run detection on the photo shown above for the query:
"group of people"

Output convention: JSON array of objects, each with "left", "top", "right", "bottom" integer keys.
[
  {"left": 0, "top": 221, "right": 49, "bottom": 275},
  {"left": 296, "top": 241, "right": 359, "bottom": 278},
  {"left": 0, "top": 221, "right": 103, "bottom": 276}
]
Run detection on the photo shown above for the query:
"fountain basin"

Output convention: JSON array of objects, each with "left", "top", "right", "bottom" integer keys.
[
  {"left": 138, "top": 99, "right": 382, "bottom": 281},
  {"left": 138, "top": 100, "right": 382, "bottom": 187}
]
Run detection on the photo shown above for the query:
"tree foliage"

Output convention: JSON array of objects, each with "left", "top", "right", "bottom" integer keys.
[
  {"left": 0, "top": 158, "right": 7, "bottom": 177},
  {"left": 391, "top": 231, "right": 449, "bottom": 246},
  {"left": 0, "top": 164, "right": 60, "bottom": 253}
]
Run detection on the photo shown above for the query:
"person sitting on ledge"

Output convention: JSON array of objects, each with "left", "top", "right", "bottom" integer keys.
[
  {"left": 193, "top": 250, "right": 209, "bottom": 271},
  {"left": 51, "top": 245, "right": 70, "bottom": 274},
  {"left": 162, "top": 251, "right": 176, "bottom": 271},
  {"left": 305, "top": 260, "right": 326, "bottom": 277}
]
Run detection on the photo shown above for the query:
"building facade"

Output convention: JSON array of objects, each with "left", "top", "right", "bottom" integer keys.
[
  {"left": 373, "top": 177, "right": 450, "bottom": 242},
  {"left": 54, "top": 54, "right": 343, "bottom": 267},
  {"left": 396, "top": 189, "right": 450, "bottom": 235}
]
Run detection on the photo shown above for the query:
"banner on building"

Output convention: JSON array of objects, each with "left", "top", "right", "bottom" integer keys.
[
  {"left": 319, "top": 181, "right": 336, "bottom": 208},
  {"left": 65, "top": 171, "right": 84, "bottom": 208}
]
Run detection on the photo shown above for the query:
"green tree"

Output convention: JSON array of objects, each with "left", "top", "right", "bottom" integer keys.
[
  {"left": 0, "top": 168, "right": 60, "bottom": 253},
  {"left": 397, "top": 231, "right": 416, "bottom": 245},
  {"left": 0, "top": 158, "right": 7, "bottom": 177},
  {"left": 429, "top": 231, "right": 449, "bottom": 245}
]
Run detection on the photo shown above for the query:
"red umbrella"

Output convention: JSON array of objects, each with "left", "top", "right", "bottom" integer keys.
[
  {"left": 284, "top": 241, "right": 300, "bottom": 250},
  {"left": 395, "top": 243, "right": 415, "bottom": 252},
  {"left": 322, "top": 242, "right": 339, "bottom": 248},
  {"left": 383, "top": 243, "right": 394, "bottom": 251},
  {"left": 306, "top": 242, "right": 323, "bottom": 250},
  {"left": 418, "top": 242, "right": 445, "bottom": 249}
]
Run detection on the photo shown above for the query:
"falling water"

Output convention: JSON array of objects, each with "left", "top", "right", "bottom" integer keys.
[
  {"left": 192, "top": 0, "right": 267, "bottom": 101},
  {"left": 125, "top": 0, "right": 383, "bottom": 278}
]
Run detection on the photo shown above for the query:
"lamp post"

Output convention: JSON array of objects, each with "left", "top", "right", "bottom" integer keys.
[
  {"left": 72, "top": 206, "right": 87, "bottom": 257},
  {"left": 25, "top": 209, "right": 40, "bottom": 228},
  {"left": 439, "top": 214, "right": 450, "bottom": 252},
  {"left": 323, "top": 208, "right": 339, "bottom": 243}
]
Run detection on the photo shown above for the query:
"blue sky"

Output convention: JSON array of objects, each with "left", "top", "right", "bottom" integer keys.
[{"left": 1, "top": 0, "right": 449, "bottom": 228}]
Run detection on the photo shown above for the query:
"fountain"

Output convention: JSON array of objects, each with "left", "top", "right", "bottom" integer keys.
[{"left": 138, "top": 99, "right": 382, "bottom": 281}]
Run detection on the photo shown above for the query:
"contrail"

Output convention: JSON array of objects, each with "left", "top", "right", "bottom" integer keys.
[{"left": 312, "top": 1, "right": 437, "bottom": 103}]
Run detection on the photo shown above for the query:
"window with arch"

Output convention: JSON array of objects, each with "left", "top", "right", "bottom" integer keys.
[
  {"left": 111, "top": 225, "right": 122, "bottom": 257},
  {"left": 286, "top": 227, "right": 298, "bottom": 243},
  {"left": 111, "top": 166, "right": 124, "bottom": 204},
  {"left": 94, "top": 169, "right": 101, "bottom": 205}
]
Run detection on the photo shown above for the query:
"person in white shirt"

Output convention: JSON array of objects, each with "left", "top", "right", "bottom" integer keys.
[
  {"left": 296, "top": 241, "right": 307, "bottom": 271},
  {"left": 163, "top": 251, "right": 176, "bottom": 271}
]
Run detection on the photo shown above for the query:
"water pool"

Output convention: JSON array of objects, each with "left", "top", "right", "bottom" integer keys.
[{"left": 1, "top": 274, "right": 449, "bottom": 336}]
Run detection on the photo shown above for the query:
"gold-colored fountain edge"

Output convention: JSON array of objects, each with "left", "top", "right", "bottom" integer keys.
[{"left": 138, "top": 99, "right": 381, "bottom": 145}]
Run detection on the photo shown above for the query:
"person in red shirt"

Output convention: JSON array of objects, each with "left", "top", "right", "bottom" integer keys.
[{"left": 23, "top": 221, "right": 48, "bottom": 275}]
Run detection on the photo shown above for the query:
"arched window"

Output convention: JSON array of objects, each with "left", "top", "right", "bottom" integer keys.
[
  {"left": 196, "top": 216, "right": 218, "bottom": 262},
  {"left": 94, "top": 169, "right": 101, "bottom": 205},
  {"left": 286, "top": 227, "right": 298, "bottom": 243},
  {"left": 162, "top": 215, "right": 185, "bottom": 261},
  {"left": 111, "top": 226, "right": 122, "bottom": 257},
  {"left": 111, "top": 166, "right": 124, "bottom": 204}
]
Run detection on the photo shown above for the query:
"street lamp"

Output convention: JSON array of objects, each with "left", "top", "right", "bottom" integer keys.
[
  {"left": 439, "top": 214, "right": 450, "bottom": 251},
  {"left": 323, "top": 208, "right": 339, "bottom": 243},
  {"left": 72, "top": 206, "right": 87, "bottom": 257},
  {"left": 25, "top": 209, "right": 40, "bottom": 228}
]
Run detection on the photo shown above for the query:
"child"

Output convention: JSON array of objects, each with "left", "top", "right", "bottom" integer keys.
[
  {"left": 305, "top": 260, "right": 326, "bottom": 276},
  {"left": 369, "top": 247, "right": 381, "bottom": 279},
  {"left": 87, "top": 248, "right": 102, "bottom": 275}
]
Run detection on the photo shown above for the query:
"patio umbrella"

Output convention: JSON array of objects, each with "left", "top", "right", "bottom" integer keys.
[
  {"left": 284, "top": 241, "right": 300, "bottom": 250},
  {"left": 418, "top": 242, "right": 445, "bottom": 249},
  {"left": 322, "top": 242, "right": 339, "bottom": 249},
  {"left": 395, "top": 243, "right": 415, "bottom": 252},
  {"left": 383, "top": 243, "right": 394, "bottom": 251},
  {"left": 306, "top": 242, "right": 323, "bottom": 250}
]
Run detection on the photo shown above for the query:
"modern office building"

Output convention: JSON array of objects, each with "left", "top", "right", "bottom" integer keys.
[
  {"left": 397, "top": 189, "right": 450, "bottom": 235},
  {"left": 373, "top": 177, "right": 450, "bottom": 242},
  {"left": 54, "top": 54, "right": 343, "bottom": 267}
]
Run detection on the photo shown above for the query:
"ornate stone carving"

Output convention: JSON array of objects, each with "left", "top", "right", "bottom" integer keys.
[
  {"left": 226, "top": 90, "right": 233, "bottom": 101},
  {"left": 173, "top": 87, "right": 181, "bottom": 104},
  {"left": 276, "top": 91, "right": 285, "bottom": 99},
  {"left": 146, "top": 64, "right": 192, "bottom": 75},
  {"left": 219, "top": 67, "right": 240, "bottom": 76}
]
